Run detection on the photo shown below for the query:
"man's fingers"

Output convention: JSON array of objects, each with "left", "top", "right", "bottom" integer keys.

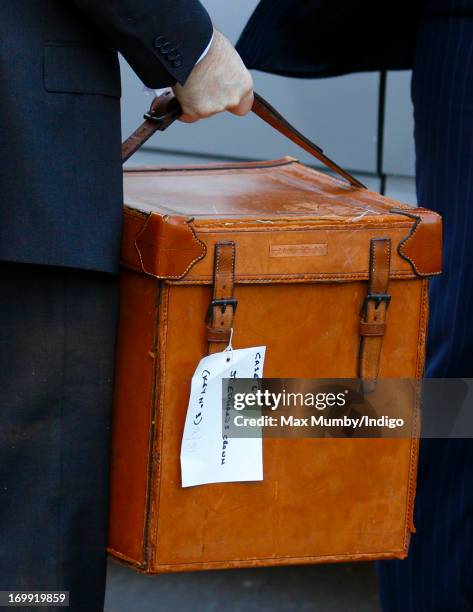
[
  {"left": 178, "top": 89, "right": 254, "bottom": 123},
  {"left": 178, "top": 113, "right": 200, "bottom": 123},
  {"left": 178, "top": 110, "right": 217, "bottom": 123},
  {"left": 229, "top": 90, "right": 254, "bottom": 117}
]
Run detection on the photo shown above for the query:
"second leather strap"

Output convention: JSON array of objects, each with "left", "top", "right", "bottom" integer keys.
[{"left": 206, "top": 242, "right": 237, "bottom": 355}]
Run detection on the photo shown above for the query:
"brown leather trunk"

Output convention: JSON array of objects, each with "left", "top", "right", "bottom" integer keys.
[{"left": 109, "top": 95, "right": 442, "bottom": 574}]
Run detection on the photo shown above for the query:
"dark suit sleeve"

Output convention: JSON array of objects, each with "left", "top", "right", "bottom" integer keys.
[
  {"left": 73, "top": 0, "right": 213, "bottom": 87},
  {"left": 236, "top": 0, "right": 419, "bottom": 78}
]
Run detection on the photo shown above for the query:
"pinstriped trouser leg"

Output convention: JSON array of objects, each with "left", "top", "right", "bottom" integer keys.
[{"left": 377, "top": 13, "right": 473, "bottom": 612}]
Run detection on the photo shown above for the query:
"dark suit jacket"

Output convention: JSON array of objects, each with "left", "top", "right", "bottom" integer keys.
[
  {"left": 0, "top": 0, "right": 212, "bottom": 274},
  {"left": 236, "top": 0, "right": 421, "bottom": 79}
]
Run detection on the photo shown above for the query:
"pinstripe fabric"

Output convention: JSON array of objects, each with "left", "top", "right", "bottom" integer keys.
[
  {"left": 236, "top": 0, "right": 420, "bottom": 78},
  {"left": 377, "top": 2, "right": 473, "bottom": 610}
]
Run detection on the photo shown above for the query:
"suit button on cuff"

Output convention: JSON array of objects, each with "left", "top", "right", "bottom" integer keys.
[
  {"left": 161, "top": 42, "right": 172, "bottom": 54},
  {"left": 173, "top": 59, "right": 183, "bottom": 68},
  {"left": 153, "top": 36, "right": 166, "bottom": 49}
]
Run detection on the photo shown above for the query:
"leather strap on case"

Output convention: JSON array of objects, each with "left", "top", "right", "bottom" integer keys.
[
  {"left": 121, "top": 91, "right": 365, "bottom": 188},
  {"left": 206, "top": 242, "right": 237, "bottom": 355},
  {"left": 251, "top": 93, "right": 365, "bottom": 188},
  {"left": 358, "top": 238, "right": 391, "bottom": 394},
  {"left": 121, "top": 91, "right": 181, "bottom": 162}
]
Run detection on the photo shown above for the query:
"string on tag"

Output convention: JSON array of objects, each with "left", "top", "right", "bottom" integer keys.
[{"left": 224, "top": 328, "right": 234, "bottom": 362}]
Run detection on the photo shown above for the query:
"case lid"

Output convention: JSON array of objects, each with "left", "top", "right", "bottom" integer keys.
[{"left": 121, "top": 158, "right": 442, "bottom": 283}]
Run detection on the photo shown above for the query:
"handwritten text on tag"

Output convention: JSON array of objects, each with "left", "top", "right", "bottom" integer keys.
[{"left": 180, "top": 346, "right": 266, "bottom": 488}]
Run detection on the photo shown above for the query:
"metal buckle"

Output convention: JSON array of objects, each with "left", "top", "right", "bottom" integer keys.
[
  {"left": 205, "top": 298, "right": 238, "bottom": 322},
  {"left": 363, "top": 293, "right": 391, "bottom": 310},
  {"left": 143, "top": 109, "right": 177, "bottom": 131},
  {"left": 144, "top": 94, "right": 182, "bottom": 131}
]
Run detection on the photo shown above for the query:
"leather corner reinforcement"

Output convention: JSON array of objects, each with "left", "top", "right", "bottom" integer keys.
[{"left": 134, "top": 213, "right": 207, "bottom": 279}]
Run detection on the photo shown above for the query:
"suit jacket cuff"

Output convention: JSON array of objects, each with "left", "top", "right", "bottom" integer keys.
[{"left": 74, "top": 0, "right": 213, "bottom": 87}]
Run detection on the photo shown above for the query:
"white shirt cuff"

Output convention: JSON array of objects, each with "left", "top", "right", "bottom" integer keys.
[{"left": 196, "top": 32, "right": 214, "bottom": 65}]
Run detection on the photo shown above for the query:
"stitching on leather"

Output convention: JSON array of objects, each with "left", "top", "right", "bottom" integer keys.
[
  {"left": 165, "top": 271, "right": 418, "bottom": 285},
  {"left": 120, "top": 210, "right": 147, "bottom": 271},
  {"left": 395, "top": 211, "right": 422, "bottom": 274},
  {"left": 400, "top": 279, "right": 428, "bottom": 549},
  {"left": 140, "top": 281, "right": 164, "bottom": 568},
  {"left": 134, "top": 215, "right": 207, "bottom": 280},
  {"left": 416, "top": 207, "right": 441, "bottom": 220},
  {"left": 404, "top": 279, "right": 429, "bottom": 541},
  {"left": 390, "top": 208, "right": 442, "bottom": 277},
  {"left": 194, "top": 224, "right": 413, "bottom": 233},
  {"left": 231, "top": 242, "right": 236, "bottom": 276},
  {"left": 152, "top": 284, "right": 171, "bottom": 569},
  {"left": 140, "top": 548, "right": 408, "bottom": 570},
  {"left": 214, "top": 243, "right": 221, "bottom": 300}
]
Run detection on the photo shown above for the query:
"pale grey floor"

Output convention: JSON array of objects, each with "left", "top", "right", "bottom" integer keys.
[{"left": 105, "top": 559, "right": 380, "bottom": 612}]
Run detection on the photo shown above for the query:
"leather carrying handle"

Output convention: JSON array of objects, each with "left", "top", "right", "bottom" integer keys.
[
  {"left": 121, "top": 90, "right": 366, "bottom": 189},
  {"left": 252, "top": 94, "right": 365, "bottom": 188}
]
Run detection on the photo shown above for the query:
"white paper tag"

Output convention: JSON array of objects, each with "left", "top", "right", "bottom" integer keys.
[{"left": 180, "top": 346, "right": 266, "bottom": 488}]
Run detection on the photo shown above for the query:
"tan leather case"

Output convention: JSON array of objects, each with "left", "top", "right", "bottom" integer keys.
[{"left": 108, "top": 155, "right": 442, "bottom": 574}]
